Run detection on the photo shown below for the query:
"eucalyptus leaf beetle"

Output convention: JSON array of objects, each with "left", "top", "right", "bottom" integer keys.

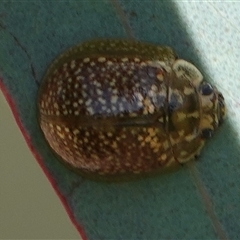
[{"left": 38, "top": 39, "right": 226, "bottom": 179}]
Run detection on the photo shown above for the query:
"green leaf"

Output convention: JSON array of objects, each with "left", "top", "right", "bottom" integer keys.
[{"left": 1, "top": 1, "right": 239, "bottom": 239}]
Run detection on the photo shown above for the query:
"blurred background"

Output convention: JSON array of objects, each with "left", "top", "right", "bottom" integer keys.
[{"left": 0, "top": 91, "right": 79, "bottom": 239}]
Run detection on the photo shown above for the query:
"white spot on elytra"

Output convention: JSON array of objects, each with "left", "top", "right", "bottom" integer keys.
[
  {"left": 83, "top": 58, "right": 90, "bottom": 63},
  {"left": 98, "top": 57, "right": 106, "bottom": 62},
  {"left": 64, "top": 72, "right": 69, "bottom": 78},
  {"left": 87, "top": 107, "right": 94, "bottom": 115},
  {"left": 73, "top": 102, "right": 78, "bottom": 108},
  {"left": 89, "top": 73, "right": 95, "bottom": 79},
  {"left": 121, "top": 58, "right": 128, "bottom": 62},
  {"left": 74, "top": 68, "right": 81, "bottom": 75},
  {"left": 97, "top": 89, "right": 103, "bottom": 95},
  {"left": 86, "top": 99, "right": 92, "bottom": 106},
  {"left": 107, "top": 61, "right": 113, "bottom": 65},
  {"left": 53, "top": 103, "right": 59, "bottom": 109},
  {"left": 137, "top": 101, "right": 143, "bottom": 107},
  {"left": 73, "top": 129, "right": 79, "bottom": 135},
  {"left": 71, "top": 60, "right": 76, "bottom": 69},
  {"left": 148, "top": 105, "right": 155, "bottom": 114},
  {"left": 76, "top": 76, "right": 84, "bottom": 81},
  {"left": 99, "top": 98, "right": 106, "bottom": 105},
  {"left": 111, "top": 95, "right": 118, "bottom": 104}
]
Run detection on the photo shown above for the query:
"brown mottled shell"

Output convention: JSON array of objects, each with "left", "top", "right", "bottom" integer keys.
[{"left": 38, "top": 39, "right": 225, "bottom": 180}]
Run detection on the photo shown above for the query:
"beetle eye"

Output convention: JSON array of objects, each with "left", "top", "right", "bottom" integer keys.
[
  {"left": 201, "top": 128, "right": 214, "bottom": 139},
  {"left": 199, "top": 82, "right": 213, "bottom": 95}
]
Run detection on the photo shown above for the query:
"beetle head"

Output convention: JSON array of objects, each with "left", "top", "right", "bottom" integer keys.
[{"left": 173, "top": 59, "right": 226, "bottom": 139}]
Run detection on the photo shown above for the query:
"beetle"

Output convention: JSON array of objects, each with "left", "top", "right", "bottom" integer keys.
[{"left": 38, "top": 39, "right": 226, "bottom": 180}]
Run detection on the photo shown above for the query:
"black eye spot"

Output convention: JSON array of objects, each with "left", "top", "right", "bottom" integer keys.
[
  {"left": 199, "top": 82, "right": 213, "bottom": 95},
  {"left": 201, "top": 128, "right": 214, "bottom": 139}
]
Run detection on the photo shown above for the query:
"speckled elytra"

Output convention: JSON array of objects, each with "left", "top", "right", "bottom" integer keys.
[{"left": 38, "top": 39, "right": 226, "bottom": 179}]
